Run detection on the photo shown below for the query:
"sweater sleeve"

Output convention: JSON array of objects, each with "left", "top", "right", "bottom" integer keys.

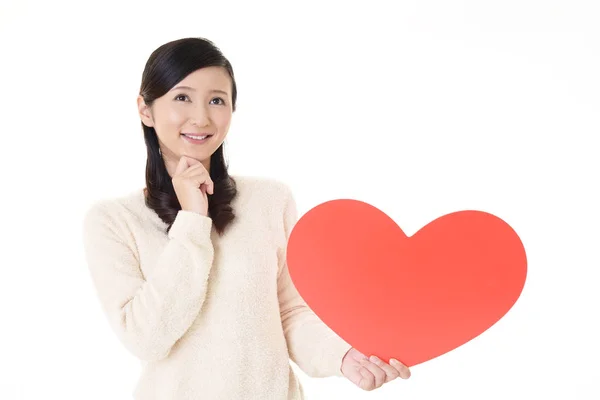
[
  {"left": 277, "top": 188, "right": 353, "bottom": 378},
  {"left": 82, "top": 201, "right": 214, "bottom": 361}
]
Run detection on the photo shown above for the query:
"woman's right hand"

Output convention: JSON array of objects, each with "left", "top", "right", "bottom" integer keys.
[{"left": 172, "top": 156, "right": 214, "bottom": 217}]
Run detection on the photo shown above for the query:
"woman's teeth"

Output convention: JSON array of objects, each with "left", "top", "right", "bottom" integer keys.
[{"left": 184, "top": 134, "right": 209, "bottom": 140}]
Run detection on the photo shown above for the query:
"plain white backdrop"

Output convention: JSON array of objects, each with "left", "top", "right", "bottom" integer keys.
[{"left": 1, "top": 0, "right": 599, "bottom": 399}]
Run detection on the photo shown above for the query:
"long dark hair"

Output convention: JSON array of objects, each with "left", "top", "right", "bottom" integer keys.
[{"left": 139, "top": 37, "right": 238, "bottom": 235}]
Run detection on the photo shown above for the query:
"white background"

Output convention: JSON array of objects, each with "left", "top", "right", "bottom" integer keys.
[{"left": 1, "top": 0, "right": 599, "bottom": 399}]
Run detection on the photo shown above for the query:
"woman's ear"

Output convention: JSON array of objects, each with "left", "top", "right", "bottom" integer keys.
[{"left": 137, "top": 95, "right": 154, "bottom": 127}]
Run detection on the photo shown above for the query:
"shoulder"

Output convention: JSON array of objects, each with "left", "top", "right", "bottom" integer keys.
[
  {"left": 230, "top": 175, "right": 298, "bottom": 229},
  {"left": 232, "top": 175, "right": 295, "bottom": 205},
  {"left": 82, "top": 189, "right": 147, "bottom": 232},
  {"left": 232, "top": 175, "right": 293, "bottom": 196}
]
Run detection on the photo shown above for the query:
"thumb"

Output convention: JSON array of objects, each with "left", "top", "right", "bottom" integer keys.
[{"left": 174, "top": 157, "right": 188, "bottom": 176}]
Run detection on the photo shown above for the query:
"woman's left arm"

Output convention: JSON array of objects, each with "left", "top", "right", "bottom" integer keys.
[
  {"left": 276, "top": 186, "right": 352, "bottom": 378},
  {"left": 276, "top": 184, "right": 411, "bottom": 390},
  {"left": 277, "top": 255, "right": 352, "bottom": 378}
]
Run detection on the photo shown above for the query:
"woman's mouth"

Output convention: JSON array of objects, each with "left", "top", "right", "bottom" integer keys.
[{"left": 181, "top": 133, "right": 213, "bottom": 144}]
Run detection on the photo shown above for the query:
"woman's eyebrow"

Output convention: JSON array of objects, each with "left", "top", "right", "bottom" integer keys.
[{"left": 171, "top": 85, "right": 229, "bottom": 96}]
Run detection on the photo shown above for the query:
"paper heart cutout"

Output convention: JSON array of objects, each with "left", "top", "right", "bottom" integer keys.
[{"left": 287, "top": 199, "right": 527, "bottom": 367}]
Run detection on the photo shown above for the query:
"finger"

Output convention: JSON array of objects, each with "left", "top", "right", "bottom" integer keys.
[
  {"left": 369, "top": 356, "right": 400, "bottom": 382},
  {"left": 192, "top": 177, "right": 212, "bottom": 194},
  {"left": 360, "top": 359, "right": 386, "bottom": 389},
  {"left": 390, "top": 359, "right": 411, "bottom": 379},
  {"left": 202, "top": 176, "right": 214, "bottom": 195},
  {"left": 200, "top": 181, "right": 214, "bottom": 196},
  {"left": 350, "top": 349, "right": 369, "bottom": 362},
  {"left": 180, "top": 163, "right": 206, "bottom": 176},
  {"left": 182, "top": 155, "right": 202, "bottom": 165},
  {"left": 175, "top": 156, "right": 202, "bottom": 175},
  {"left": 341, "top": 365, "right": 364, "bottom": 388},
  {"left": 200, "top": 184, "right": 208, "bottom": 197},
  {"left": 199, "top": 176, "right": 214, "bottom": 195},
  {"left": 183, "top": 163, "right": 211, "bottom": 181},
  {"left": 174, "top": 156, "right": 191, "bottom": 176},
  {"left": 358, "top": 366, "right": 376, "bottom": 391},
  {"left": 183, "top": 166, "right": 213, "bottom": 188}
]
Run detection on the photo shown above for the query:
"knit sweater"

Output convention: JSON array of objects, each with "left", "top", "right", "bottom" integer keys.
[{"left": 81, "top": 175, "right": 352, "bottom": 400}]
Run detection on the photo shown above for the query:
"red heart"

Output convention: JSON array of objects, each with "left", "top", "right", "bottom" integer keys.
[{"left": 287, "top": 199, "right": 527, "bottom": 367}]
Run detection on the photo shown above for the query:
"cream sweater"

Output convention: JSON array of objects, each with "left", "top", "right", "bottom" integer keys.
[{"left": 82, "top": 175, "right": 352, "bottom": 400}]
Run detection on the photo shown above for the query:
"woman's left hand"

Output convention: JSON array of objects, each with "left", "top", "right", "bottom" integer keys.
[{"left": 341, "top": 348, "right": 411, "bottom": 391}]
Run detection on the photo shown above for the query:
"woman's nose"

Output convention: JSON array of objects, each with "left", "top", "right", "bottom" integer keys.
[{"left": 190, "top": 106, "right": 210, "bottom": 127}]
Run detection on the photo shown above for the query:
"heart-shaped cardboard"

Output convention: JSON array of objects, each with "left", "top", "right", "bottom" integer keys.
[{"left": 286, "top": 199, "right": 527, "bottom": 367}]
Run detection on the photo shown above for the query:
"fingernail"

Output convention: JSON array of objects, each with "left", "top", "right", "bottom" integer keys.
[{"left": 370, "top": 355, "right": 381, "bottom": 363}]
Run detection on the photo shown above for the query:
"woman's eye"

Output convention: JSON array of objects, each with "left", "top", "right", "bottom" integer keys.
[
  {"left": 175, "top": 94, "right": 189, "bottom": 102},
  {"left": 210, "top": 97, "right": 225, "bottom": 105}
]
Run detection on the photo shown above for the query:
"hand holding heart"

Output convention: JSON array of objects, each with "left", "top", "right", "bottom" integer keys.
[{"left": 341, "top": 348, "right": 411, "bottom": 391}]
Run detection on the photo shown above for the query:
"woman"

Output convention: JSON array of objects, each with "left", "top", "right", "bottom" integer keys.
[{"left": 82, "top": 37, "right": 410, "bottom": 399}]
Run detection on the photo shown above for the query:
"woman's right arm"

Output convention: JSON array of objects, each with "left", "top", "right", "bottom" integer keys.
[{"left": 82, "top": 201, "right": 214, "bottom": 362}]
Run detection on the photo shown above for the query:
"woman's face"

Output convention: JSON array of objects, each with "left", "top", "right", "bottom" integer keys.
[{"left": 138, "top": 66, "right": 233, "bottom": 175}]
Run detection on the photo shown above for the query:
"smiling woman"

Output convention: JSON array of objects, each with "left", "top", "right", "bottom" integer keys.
[{"left": 81, "top": 37, "right": 409, "bottom": 400}]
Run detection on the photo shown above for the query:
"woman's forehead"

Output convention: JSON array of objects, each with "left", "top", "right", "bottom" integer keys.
[{"left": 174, "top": 67, "right": 231, "bottom": 91}]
